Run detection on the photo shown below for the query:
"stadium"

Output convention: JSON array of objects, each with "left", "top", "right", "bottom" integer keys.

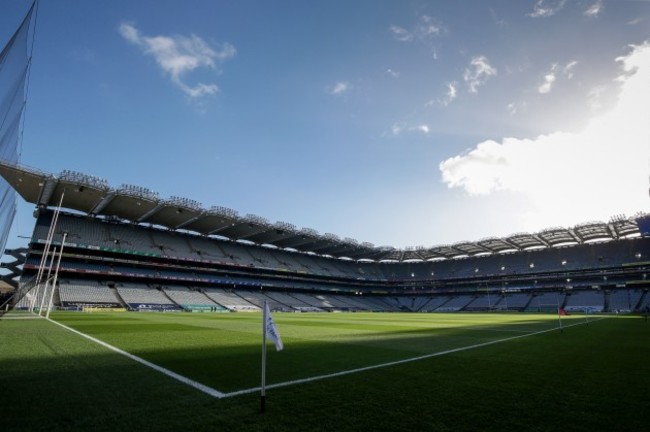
[
  {"left": 2, "top": 160, "right": 650, "bottom": 316},
  {"left": 2, "top": 2, "right": 650, "bottom": 432}
]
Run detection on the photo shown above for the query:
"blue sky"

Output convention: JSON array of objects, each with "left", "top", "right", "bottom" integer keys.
[{"left": 2, "top": 0, "right": 650, "bottom": 251}]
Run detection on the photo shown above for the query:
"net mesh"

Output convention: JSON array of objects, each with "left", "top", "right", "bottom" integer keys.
[{"left": 0, "top": 3, "right": 34, "bottom": 255}]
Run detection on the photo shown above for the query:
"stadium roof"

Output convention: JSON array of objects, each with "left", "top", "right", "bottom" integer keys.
[{"left": 0, "top": 160, "right": 644, "bottom": 262}]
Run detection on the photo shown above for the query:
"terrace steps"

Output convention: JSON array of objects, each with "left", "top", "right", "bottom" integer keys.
[{"left": 109, "top": 285, "right": 129, "bottom": 309}]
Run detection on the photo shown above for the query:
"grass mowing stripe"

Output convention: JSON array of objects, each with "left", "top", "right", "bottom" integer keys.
[
  {"left": 46, "top": 317, "right": 227, "bottom": 399},
  {"left": 224, "top": 316, "right": 606, "bottom": 398},
  {"left": 464, "top": 326, "right": 537, "bottom": 333}
]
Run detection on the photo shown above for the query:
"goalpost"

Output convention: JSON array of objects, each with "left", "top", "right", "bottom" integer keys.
[
  {"left": 532, "top": 293, "right": 565, "bottom": 332},
  {"left": 9, "top": 192, "right": 66, "bottom": 315}
]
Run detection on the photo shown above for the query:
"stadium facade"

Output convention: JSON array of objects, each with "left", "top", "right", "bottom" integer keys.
[{"left": 1, "top": 160, "right": 649, "bottom": 314}]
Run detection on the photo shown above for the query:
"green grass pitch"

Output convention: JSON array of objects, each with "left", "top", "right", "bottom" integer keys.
[{"left": 1, "top": 311, "right": 648, "bottom": 431}]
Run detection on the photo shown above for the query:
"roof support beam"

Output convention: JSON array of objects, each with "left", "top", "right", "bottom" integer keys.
[
  {"left": 36, "top": 177, "right": 57, "bottom": 207},
  {"left": 90, "top": 192, "right": 115, "bottom": 216}
]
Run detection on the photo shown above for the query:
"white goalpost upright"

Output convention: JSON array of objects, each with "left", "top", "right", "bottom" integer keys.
[
  {"left": 28, "top": 191, "right": 64, "bottom": 314},
  {"left": 46, "top": 232, "right": 66, "bottom": 319},
  {"left": 37, "top": 246, "right": 57, "bottom": 316},
  {"left": 25, "top": 189, "right": 65, "bottom": 316}
]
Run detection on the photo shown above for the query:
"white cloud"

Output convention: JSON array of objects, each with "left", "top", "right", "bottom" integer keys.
[
  {"left": 390, "top": 15, "right": 442, "bottom": 42},
  {"left": 538, "top": 60, "right": 578, "bottom": 93},
  {"left": 584, "top": 0, "right": 603, "bottom": 17},
  {"left": 389, "top": 25, "right": 412, "bottom": 42},
  {"left": 587, "top": 85, "right": 608, "bottom": 111},
  {"left": 437, "top": 81, "right": 458, "bottom": 106},
  {"left": 563, "top": 60, "right": 578, "bottom": 79},
  {"left": 419, "top": 15, "right": 441, "bottom": 37},
  {"left": 463, "top": 56, "right": 497, "bottom": 93},
  {"left": 439, "top": 41, "right": 650, "bottom": 229},
  {"left": 386, "top": 68, "right": 400, "bottom": 78},
  {"left": 538, "top": 63, "right": 558, "bottom": 93},
  {"left": 388, "top": 123, "right": 430, "bottom": 136},
  {"left": 446, "top": 82, "right": 457, "bottom": 102},
  {"left": 328, "top": 81, "right": 351, "bottom": 95},
  {"left": 119, "top": 22, "right": 235, "bottom": 98},
  {"left": 528, "top": 0, "right": 567, "bottom": 18},
  {"left": 506, "top": 101, "right": 527, "bottom": 116}
]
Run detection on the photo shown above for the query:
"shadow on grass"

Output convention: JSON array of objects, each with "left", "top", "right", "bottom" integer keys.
[{"left": 2, "top": 314, "right": 648, "bottom": 431}]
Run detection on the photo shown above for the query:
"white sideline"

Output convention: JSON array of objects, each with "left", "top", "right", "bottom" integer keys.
[
  {"left": 46, "top": 317, "right": 226, "bottom": 399},
  {"left": 47, "top": 315, "right": 605, "bottom": 400},
  {"left": 222, "top": 317, "right": 606, "bottom": 398}
]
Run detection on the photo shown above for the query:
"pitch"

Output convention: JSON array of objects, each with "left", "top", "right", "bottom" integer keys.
[{"left": 1, "top": 311, "right": 647, "bottom": 431}]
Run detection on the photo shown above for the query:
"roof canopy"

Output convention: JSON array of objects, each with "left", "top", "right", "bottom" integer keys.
[{"left": 0, "top": 160, "right": 643, "bottom": 262}]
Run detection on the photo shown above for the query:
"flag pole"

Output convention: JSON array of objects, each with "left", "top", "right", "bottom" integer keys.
[
  {"left": 261, "top": 299, "right": 267, "bottom": 414},
  {"left": 556, "top": 294, "right": 563, "bottom": 333}
]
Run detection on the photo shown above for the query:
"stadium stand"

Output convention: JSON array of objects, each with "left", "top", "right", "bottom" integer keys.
[
  {"left": 436, "top": 295, "right": 474, "bottom": 312},
  {"left": 116, "top": 283, "right": 181, "bottom": 311},
  {"left": 0, "top": 159, "right": 648, "bottom": 314},
  {"left": 419, "top": 296, "right": 452, "bottom": 312},
  {"left": 11, "top": 208, "right": 650, "bottom": 314},
  {"left": 235, "top": 290, "right": 291, "bottom": 311},
  {"left": 162, "top": 286, "right": 226, "bottom": 312},
  {"left": 636, "top": 291, "right": 650, "bottom": 312},
  {"left": 607, "top": 289, "right": 643, "bottom": 312},
  {"left": 59, "top": 279, "right": 121, "bottom": 308},
  {"left": 563, "top": 290, "right": 605, "bottom": 312},
  {"left": 383, "top": 296, "right": 429, "bottom": 312},
  {"left": 499, "top": 293, "right": 532, "bottom": 311},
  {"left": 203, "top": 288, "right": 259, "bottom": 311},
  {"left": 263, "top": 291, "right": 315, "bottom": 311},
  {"left": 465, "top": 293, "right": 503, "bottom": 311},
  {"left": 526, "top": 292, "right": 566, "bottom": 312}
]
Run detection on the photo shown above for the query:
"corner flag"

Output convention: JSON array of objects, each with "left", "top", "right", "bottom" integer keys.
[
  {"left": 264, "top": 302, "right": 283, "bottom": 351},
  {"left": 261, "top": 300, "right": 283, "bottom": 413}
]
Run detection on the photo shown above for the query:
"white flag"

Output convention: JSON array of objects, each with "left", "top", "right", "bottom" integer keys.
[{"left": 264, "top": 303, "right": 283, "bottom": 351}]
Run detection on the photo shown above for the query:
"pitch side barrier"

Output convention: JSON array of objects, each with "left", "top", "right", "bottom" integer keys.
[{"left": 129, "top": 303, "right": 183, "bottom": 312}]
